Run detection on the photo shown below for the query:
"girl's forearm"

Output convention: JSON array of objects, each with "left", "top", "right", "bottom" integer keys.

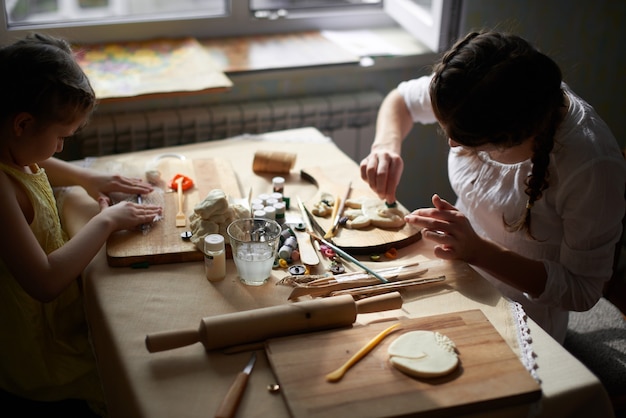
[
  {"left": 371, "top": 89, "right": 414, "bottom": 154},
  {"left": 471, "top": 239, "right": 548, "bottom": 298},
  {"left": 38, "top": 214, "right": 115, "bottom": 301},
  {"left": 39, "top": 157, "right": 94, "bottom": 188}
]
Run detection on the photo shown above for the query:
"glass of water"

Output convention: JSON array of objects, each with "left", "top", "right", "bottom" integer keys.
[{"left": 227, "top": 218, "right": 281, "bottom": 286}]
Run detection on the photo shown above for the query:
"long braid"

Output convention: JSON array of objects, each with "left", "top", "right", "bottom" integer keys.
[{"left": 505, "top": 108, "right": 561, "bottom": 237}]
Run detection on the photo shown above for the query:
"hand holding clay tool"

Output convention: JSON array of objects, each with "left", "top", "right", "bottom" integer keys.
[
  {"left": 145, "top": 292, "right": 402, "bottom": 353},
  {"left": 214, "top": 352, "right": 257, "bottom": 418}
]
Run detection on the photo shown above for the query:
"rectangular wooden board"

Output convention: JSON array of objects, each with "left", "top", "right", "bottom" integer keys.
[
  {"left": 266, "top": 310, "right": 541, "bottom": 418},
  {"left": 106, "top": 158, "right": 241, "bottom": 267}
]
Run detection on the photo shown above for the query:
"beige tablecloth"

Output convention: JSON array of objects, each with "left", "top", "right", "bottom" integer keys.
[{"left": 59, "top": 128, "right": 614, "bottom": 418}]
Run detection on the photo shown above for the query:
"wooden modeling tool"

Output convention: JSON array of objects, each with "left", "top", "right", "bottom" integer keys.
[
  {"left": 295, "top": 196, "right": 320, "bottom": 266},
  {"left": 175, "top": 177, "right": 186, "bottom": 227}
]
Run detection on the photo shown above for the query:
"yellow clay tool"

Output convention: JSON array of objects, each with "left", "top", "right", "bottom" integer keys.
[{"left": 325, "top": 323, "right": 401, "bottom": 382}]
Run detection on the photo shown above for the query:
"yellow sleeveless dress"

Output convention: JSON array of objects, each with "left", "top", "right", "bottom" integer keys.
[{"left": 0, "top": 162, "right": 105, "bottom": 414}]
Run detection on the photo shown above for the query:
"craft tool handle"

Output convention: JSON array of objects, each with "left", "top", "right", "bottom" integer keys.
[
  {"left": 145, "top": 328, "right": 200, "bottom": 353},
  {"left": 355, "top": 291, "right": 402, "bottom": 313},
  {"left": 214, "top": 372, "right": 250, "bottom": 418},
  {"left": 177, "top": 179, "right": 183, "bottom": 211}
]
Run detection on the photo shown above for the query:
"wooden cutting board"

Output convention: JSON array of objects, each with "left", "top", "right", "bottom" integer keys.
[
  {"left": 106, "top": 158, "right": 242, "bottom": 267},
  {"left": 266, "top": 310, "right": 541, "bottom": 418},
  {"left": 301, "top": 167, "right": 421, "bottom": 254}
]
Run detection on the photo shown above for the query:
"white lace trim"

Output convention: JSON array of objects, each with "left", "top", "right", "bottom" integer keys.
[
  {"left": 510, "top": 300, "right": 541, "bottom": 384},
  {"left": 510, "top": 300, "right": 543, "bottom": 417}
]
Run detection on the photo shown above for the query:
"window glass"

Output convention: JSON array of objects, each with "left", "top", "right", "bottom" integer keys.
[
  {"left": 1, "top": 0, "right": 460, "bottom": 52},
  {"left": 385, "top": 0, "right": 461, "bottom": 52},
  {"left": 6, "top": 0, "right": 226, "bottom": 25},
  {"left": 250, "top": 0, "right": 382, "bottom": 19}
]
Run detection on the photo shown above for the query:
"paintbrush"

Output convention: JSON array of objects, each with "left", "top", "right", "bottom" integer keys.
[
  {"left": 325, "top": 181, "right": 352, "bottom": 239},
  {"left": 307, "top": 231, "right": 388, "bottom": 284}
]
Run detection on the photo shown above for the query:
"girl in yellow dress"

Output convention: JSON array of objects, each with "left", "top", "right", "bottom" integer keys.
[{"left": 0, "top": 34, "right": 162, "bottom": 415}]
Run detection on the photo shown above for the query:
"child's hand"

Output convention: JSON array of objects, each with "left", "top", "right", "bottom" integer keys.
[
  {"left": 359, "top": 149, "right": 404, "bottom": 205},
  {"left": 404, "top": 194, "right": 484, "bottom": 263},
  {"left": 85, "top": 173, "right": 154, "bottom": 204},
  {"left": 97, "top": 198, "right": 162, "bottom": 232}
]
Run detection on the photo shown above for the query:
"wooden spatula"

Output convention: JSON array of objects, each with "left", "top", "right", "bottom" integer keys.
[{"left": 175, "top": 177, "right": 186, "bottom": 227}]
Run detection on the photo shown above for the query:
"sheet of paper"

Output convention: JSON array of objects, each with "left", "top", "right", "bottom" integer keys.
[{"left": 75, "top": 37, "right": 232, "bottom": 100}]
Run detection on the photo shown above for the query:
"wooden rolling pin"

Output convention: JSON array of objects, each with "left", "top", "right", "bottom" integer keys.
[{"left": 145, "top": 292, "right": 402, "bottom": 353}]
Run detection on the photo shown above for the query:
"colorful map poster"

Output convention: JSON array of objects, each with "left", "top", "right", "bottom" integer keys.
[{"left": 75, "top": 37, "right": 232, "bottom": 101}]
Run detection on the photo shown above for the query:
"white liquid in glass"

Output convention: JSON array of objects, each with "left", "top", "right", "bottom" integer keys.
[{"left": 234, "top": 242, "right": 274, "bottom": 285}]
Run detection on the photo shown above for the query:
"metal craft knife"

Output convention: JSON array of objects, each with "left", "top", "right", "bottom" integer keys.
[{"left": 214, "top": 352, "right": 257, "bottom": 418}]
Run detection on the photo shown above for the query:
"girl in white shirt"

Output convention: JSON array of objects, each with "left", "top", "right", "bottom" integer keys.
[{"left": 360, "top": 30, "right": 625, "bottom": 343}]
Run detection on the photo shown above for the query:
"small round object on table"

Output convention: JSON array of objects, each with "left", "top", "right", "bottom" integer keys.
[
  {"left": 180, "top": 231, "right": 193, "bottom": 241},
  {"left": 288, "top": 265, "right": 306, "bottom": 276},
  {"left": 329, "top": 263, "right": 345, "bottom": 274},
  {"left": 267, "top": 383, "right": 280, "bottom": 393}
]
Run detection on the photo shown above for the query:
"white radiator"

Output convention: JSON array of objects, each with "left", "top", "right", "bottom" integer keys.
[{"left": 76, "top": 91, "right": 383, "bottom": 162}]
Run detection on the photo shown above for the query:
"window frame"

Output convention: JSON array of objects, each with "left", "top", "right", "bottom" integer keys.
[
  {"left": 0, "top": 1, "right": 396, "bottom": 45},
  {"left": 385, "top": 0, "right": 462, "bottom": 52},
  {"left": 1, "top": 0, "right": 462, "bottom": 52}
]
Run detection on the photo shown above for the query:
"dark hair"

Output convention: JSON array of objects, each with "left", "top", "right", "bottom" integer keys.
[
  {"left": 430, "top": 31, "right": 566, "bottom": 237},
  {"left": 0, "top": 33, "right": 96, "bottom": 127}
]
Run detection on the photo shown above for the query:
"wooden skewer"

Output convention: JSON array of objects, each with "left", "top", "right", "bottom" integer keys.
[
  {"left": 329, "top": 275, "right": 446, "bottom": 298},
  {"left": 288, "top": 268, "right": 429, "bottom": 300}
]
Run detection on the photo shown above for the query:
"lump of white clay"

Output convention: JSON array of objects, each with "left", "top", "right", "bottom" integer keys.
[
  {"left": 343, "top": 197, "right": 406, "bottom": 229},
  {"left": 388, "top": 330, "right": 459, "bottom": 378},
  {"left": 194, "top": 189, "right": 230, "bottom": 219},
  {"left": 189, "top": 189, "right": 250, "bottom": 251}
]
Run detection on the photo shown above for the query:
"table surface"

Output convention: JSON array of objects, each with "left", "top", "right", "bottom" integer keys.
[{"left": 59, "top": 128, "right": 614, "bottom": 418}]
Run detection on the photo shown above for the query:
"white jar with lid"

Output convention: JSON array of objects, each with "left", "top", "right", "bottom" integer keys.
[
  {"left": 204, "top": 234, "right": 226, "bottom": 282},
  {"left": 272, "top": 176, "right": 285, "bottom": 194}
]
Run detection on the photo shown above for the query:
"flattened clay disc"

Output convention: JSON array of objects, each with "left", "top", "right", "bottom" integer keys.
[{"left": 388, "top": 330, "right": 459, "bottom": 378}]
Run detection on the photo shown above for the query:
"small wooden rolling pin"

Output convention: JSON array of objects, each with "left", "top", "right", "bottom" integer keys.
[{"left": 145, "top": 292, "right": 402, "bottom": 353}]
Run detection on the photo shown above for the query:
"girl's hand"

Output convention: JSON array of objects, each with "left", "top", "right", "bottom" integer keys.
[
  {"left": 359, "top": 149, "right": 404, "bottom": 204},
  {"left": 97, "top": 198, "right": 162, "bottom": 232},
  {"left": 85, "top": 173, "right": 154, "bottom": 204},
  {"left": 404, "top": 194, "right": 484, "bottom": 263}
]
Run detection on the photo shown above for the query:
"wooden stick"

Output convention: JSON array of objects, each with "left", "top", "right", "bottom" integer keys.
[{"left": 329, "top": 275, "right": 446, "bottom": 298}]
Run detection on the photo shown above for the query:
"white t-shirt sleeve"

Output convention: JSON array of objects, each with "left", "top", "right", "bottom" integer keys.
[{"left": 396, "top": 75, "right": 438, "bottom": 125}]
